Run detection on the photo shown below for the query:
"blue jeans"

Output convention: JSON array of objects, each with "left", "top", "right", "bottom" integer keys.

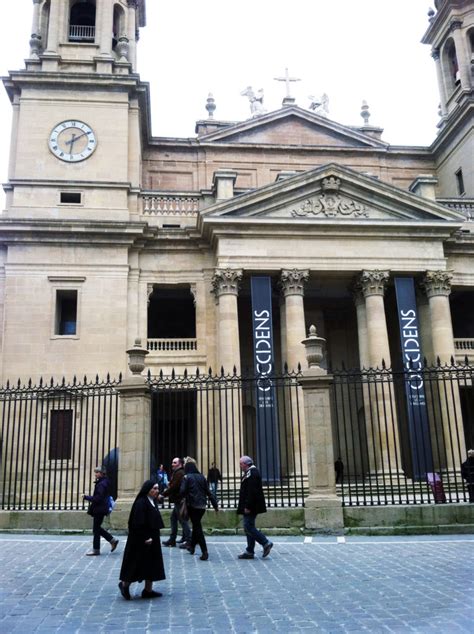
[
  {"left": 209, "top": 482, "right": 218, "bottom": 497},
  {"left": 242, "top": 513, "right": 269, "bottom": 554}
]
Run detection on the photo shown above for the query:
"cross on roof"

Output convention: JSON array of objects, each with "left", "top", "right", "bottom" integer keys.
[{"left": 274, "top": 67, "right": 301, "bottom": 103}]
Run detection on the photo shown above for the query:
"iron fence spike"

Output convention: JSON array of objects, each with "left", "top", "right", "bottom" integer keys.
[
  {"left": 119, "top": 372, "right": 122, "bottom": 382},
  {"left": 382, "top": 359, "right": 386, "bottom": 369},
  {"left": 436, "top": 356, "right": 441, "bottom": 367}
]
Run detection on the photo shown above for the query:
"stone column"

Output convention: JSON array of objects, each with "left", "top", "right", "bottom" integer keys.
[
  {"left": 29, "top": 0, "right": 42, "bottom": 58},
  {"left": 279, "top": 269, "right": 309, "bottom": 371},
  {"left": 211, "top": 268, "right": 243, "bottom": 374},
  {"left": 358, "top": 270, "right": 401, "bottom": 475},
  {"left": 299, "top": 326, "right": 344, "bottom": 533},
  {"left": 279, "top": 269, "right": 309, "bottom": 476},
  {"left": 44, "top": 0, "right": 60, "bottom": 53},
  {"left": 211, "top": 269, "right": 243, "bottom": 478},
  {"left": 116, "top": 340, "right": 151, "bottom": 501},
  {"left": 98, "top": 0, "right": 114, "bottom": 56},
  {"left": 420, "top": 271, "right": 466, "bottom": 469},
  {"left": 432, "top": 49, "right": 448, "bottom": 117},
  {"left": 450, "top": 20, "right": 471, "bottom": 91},
  {"left": 127, "top": 0, "right": 138, "bottom": 70},
  {"left": 351, "top": 283, "right": 369, "bottom": 369}
]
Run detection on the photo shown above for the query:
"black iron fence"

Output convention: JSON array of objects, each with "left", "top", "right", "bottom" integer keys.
[
  {"left": 148, "top": 369, "right": 307, "bottom": 508},
  {"left": 0, "top": 376, "right": 120, "bottom": 510},
  {"left": 331, "top": 362, "right": 474, "bottom": 506}
]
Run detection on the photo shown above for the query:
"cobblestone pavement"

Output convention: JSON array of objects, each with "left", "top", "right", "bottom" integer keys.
[{"left": 0, "top": 533, "right": 473, "bottom": 633}]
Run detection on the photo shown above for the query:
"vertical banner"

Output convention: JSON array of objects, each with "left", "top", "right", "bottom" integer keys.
[
  {"left": 250, "top": 276, "right": 280, "bottom": 482},
  {"left": 394, "top": 277, "right": 434, "bottom": 479}
]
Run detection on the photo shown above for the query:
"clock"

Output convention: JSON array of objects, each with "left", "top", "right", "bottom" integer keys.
[{"left": 49, "top": 120, "right": 97, "bottom": 162}]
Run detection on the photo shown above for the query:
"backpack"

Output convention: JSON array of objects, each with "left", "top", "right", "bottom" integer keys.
[{"left": 107, "top": 495, "right": 116, "bottom": 515}]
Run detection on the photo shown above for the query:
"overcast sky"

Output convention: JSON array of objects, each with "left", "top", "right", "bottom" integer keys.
[{"left": 0, "top": 0, "right": 440, "bottom": 207}]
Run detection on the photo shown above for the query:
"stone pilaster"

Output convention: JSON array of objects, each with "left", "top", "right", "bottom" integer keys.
[
  {"left": 299, "top": 327, "right": 343, "bottom": 533},
  {"left": 431, "top": 49, "right": 448, "bottom": 117},
  {"left": 450, "top": 20, "right": 471, "bottom": 91},
  {"left": 279, "top": 269, "right": 309, "bottom": 371},
  {"left": 350, "top": 282, "right": 369, "bottom": 369},
  {"left": 44, "top": 0, "right": 60, "bottom": 53},
  {"left": 127, "top": 0, "right": 138, "bottom": 70}
]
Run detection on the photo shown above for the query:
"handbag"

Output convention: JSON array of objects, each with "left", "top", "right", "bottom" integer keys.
[{"left": 178, "top": 498, "right": 189, "bottom": 522}]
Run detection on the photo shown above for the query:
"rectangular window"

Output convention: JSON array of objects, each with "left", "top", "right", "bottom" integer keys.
[
  {"left": 455, "top": 168, "right": 465, "bottom": 196},
  {"left": 55, "top": 290, "right": 78, "bottom": 335},
  {"left": 49, "top": 409, "right": 73, "bottom": 460},
  {"left": 60, "top": 192, "right": 82, "bottom": 204}
]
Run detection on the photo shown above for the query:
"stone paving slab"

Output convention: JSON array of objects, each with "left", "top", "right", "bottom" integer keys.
[{"left": 0, "top": 534, "right": 473, "bottom": 633}]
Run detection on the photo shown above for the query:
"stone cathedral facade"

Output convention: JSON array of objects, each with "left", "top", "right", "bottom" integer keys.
[{"left": 0, "top": 0, "right": 473, "bottom": 455}]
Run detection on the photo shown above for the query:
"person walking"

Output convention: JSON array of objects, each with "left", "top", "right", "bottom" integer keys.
[
  {"left": 180, "top": 461, "right": 218, "bottom": 560},
  {"left": 160, "top": 457, "right": 191, "bottom": 548},
  {"left": 207, "top": 462, "right": 222, "bottom": 498},
  {"left": 461, "top": 448, "right": 474, "bottom": 503},
  {"left": 118, "top": 480, "right": 166, "bottom": 600},
  {"left": 237, "top": 456, "right": 273, "bottom": 560},
  {"left": 83, "top": 466, "right": 119, "bottom": 556}
]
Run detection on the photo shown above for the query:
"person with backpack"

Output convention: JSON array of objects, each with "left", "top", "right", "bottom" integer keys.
[{"left": 83, "top": 466, "right": 119, "bottom": 556}]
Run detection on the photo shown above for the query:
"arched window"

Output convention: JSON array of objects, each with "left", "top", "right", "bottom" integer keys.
[
  {"left": 69, "top": 0, "right": 96, "bottom": 43},
  {"left": 112, "top": 4, "right": 126, "bottom": 51},
  {"left": 443, "top": 39, "right": 460, "bottom": 92}
]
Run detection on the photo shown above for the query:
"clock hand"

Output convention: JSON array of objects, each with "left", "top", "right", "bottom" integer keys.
[
  {"left": 66, "top": 132, "right": 77, "bottom": 154},
  {"left": 65, "top": 130, "right": 89, "bottom": 145}
]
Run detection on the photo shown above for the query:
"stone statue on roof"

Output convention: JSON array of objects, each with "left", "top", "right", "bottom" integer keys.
[
  {"left": 240, "top": 86, "right": 266, "bottom": 117},
  {"left": 308, "top": 93, "right": 329, "bottom": 117}
]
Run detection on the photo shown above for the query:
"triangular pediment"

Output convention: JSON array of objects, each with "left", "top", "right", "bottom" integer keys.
[
  {"left": 201, "top": 164, "right": 465, "bottom": 225},
  {"left": 198, "top": 106, "right": 387, "bottom": 148}
]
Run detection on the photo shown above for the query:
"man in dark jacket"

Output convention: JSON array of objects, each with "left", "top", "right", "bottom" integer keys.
[
  {"left": 84, "top": 466, "right": 119, "bottom": 556},
  {"left": 160, "top": 457, "right": 191, "bottom": 547},
  {"left": 237, "top": 456, "right": 273, "bottom": 560}
]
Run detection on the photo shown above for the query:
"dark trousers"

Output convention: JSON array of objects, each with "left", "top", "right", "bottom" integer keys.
[
  {"left": 243, "top": 513, "right": 268, "bottom": 554},
  {"left": 169, "top": 502, "right": 191, "bottom": 542},
  {"left": 92, "top": 514, "right": 113, "bottom": 550},
  {"left": 188, "top": 507, "right": 207, "bottom": 553}
]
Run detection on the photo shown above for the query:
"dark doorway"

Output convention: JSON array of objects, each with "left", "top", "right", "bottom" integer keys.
[
  {"left": 150, "top": 389, "right": 197, "bottom": 475},
  {"left": 460, "top": 386, "right": 474, "bottom": 450}
]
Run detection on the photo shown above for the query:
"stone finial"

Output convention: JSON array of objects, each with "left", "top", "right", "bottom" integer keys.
[
  {"left": 126, "top": 338, "right": 149, "bottom": 375},
  {"left": 360, "top": 100, "right": 370, "bottom": 126},
  {"left": 428, "top": 7, "right": 435, "bottom": 22},
  {"left": 116, "top": 35, "right": 130, "bottom": 62},
  {"left": 206, "top": 93, "right": 216, "bottom": 119},
  {"left": 29, "top": 33, "right": 42, "bottom": 59},
  {"left": 301, "top": 325, "right": 326, "bottom": 371}
]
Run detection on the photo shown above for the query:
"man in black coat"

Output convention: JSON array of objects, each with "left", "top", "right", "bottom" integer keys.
[
  {"left": 237, "top": 456, "right": 273, "bottom": 560},
  {"left": 461, "top": 448, "right": 474, "bottom": 503},
  {"left": 160, "top": 457, "right": 191, "bottom": 548}
]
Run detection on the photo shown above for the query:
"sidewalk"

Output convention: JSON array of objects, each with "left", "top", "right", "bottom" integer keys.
[{"left": 1, "top": 533, "right": 473, "bottom": 633}]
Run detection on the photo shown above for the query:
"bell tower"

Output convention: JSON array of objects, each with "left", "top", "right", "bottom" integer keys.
[
  {"left": 28, "top": 0, "right": 145, "bottom": 74},
  {"left": 422, "top": 0, "right": 473, "bottom": 197}
]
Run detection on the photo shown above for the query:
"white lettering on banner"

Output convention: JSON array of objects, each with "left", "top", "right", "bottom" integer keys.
[
  {"left": 400, "top": 309, "right": 425, "bottom": 403},
  {"left": 253, "top": 309, "right": 273, "bottom": 394}
]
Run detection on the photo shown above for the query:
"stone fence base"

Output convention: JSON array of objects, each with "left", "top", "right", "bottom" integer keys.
[{"left": 0, "top": 504, "right": 473, "bottom": 535}]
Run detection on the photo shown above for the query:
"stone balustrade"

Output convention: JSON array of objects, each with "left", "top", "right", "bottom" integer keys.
[
  {"left": 147, "top": 338, "right": 198, "bottom": 352},
  {"left": 454, "top": 338, "right": 474, "bottom": 362},
  {"left": 437, "top": 198, "right": 474, "bottom": 221},
  {"left": 142, "top": 193, "right": 201, "bottom": 215}
]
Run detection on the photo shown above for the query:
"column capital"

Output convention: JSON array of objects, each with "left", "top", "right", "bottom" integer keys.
[
  {"left": 419, "top": 270, "right": 453, "bottom": 298},
  {"left": 357, "top": 270, "right": 390, "bottom": 297},
  {"left": 279, "top": 269, "right": 309, "bottom": 297},
  {"left": 211, "top": 268, "right": 242, "bottom": 298},
  {"left": 449, "top": 18, "right": 463, "bottom": 32},
  {"left": 431, "top": 48, "right": 440, "bottom": 61}
]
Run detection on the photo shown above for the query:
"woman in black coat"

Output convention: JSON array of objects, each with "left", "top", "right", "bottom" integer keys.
[
  {"left": 83, "top": 466, "right": 118, "bottom": 556},
  {"left": 180, "top": 461, "right": 218, "bottom": 560},
  {"left": 118, "top": 479, "right": 166, "bottom": 600}
]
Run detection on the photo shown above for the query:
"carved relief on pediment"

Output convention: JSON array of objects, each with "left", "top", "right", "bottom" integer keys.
[
  {"left": 291, "top": 176, "right": 368, "bottom": 218},
  {"left": 291, "top": 194, "right": 368, "bottom": 219}
]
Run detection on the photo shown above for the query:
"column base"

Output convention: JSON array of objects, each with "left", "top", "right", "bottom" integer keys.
[{"left": 304, "top": 492, "right": 344, "bottom": 534}]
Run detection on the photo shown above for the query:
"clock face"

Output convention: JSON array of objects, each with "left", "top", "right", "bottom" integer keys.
[{"left": 49, "top": 120, "right": 97, "bottom": 162}]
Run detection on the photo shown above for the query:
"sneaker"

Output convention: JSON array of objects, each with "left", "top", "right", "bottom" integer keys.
[
  {"left": 118, "top": 582, "right": 131, "bottom": 600},
  {"left": 237, "top": 552, "right": 254, "bottom": 559},
  {"left": 110, "top": 538, "right": 119, "bottom": 553},
  {"left": 262, "top": 541, "right": 273, "bottom": 558},
  {"left": 162, "top": 539, "right": 176, "bottom": 547},
  {"left": 86, "top": 549, "right": 100, "bottom": 556}
]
